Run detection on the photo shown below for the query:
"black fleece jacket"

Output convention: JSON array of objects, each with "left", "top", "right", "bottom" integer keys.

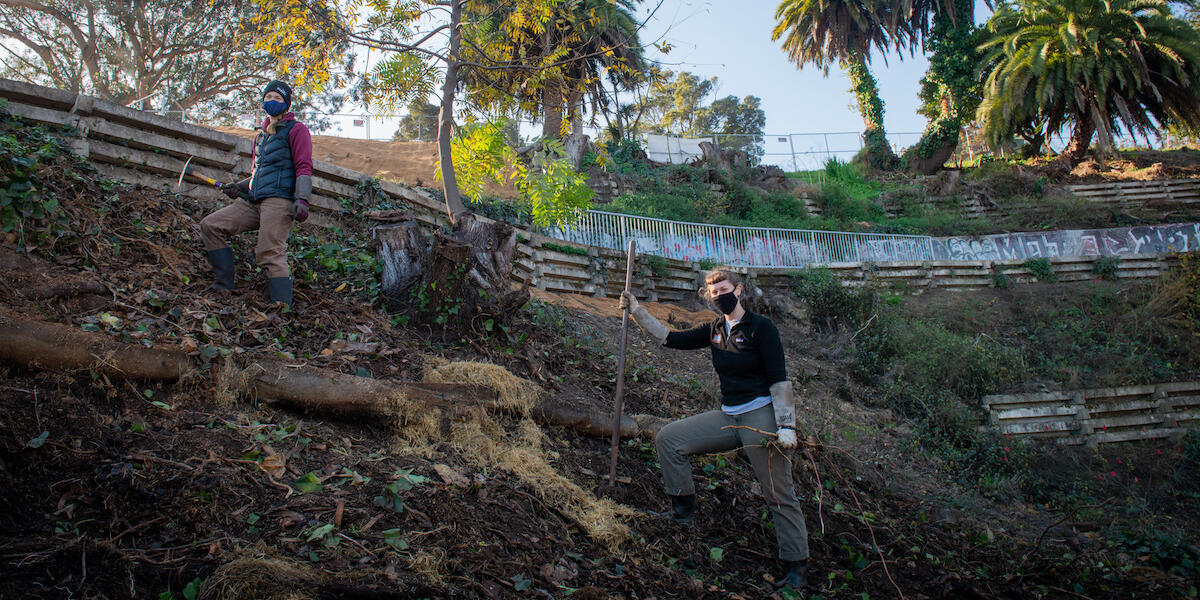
[{"left": 664, "top": 311, "right": 787, "bottom": 407}]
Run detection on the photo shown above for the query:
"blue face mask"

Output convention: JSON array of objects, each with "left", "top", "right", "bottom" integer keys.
[{"left": 263, "top": 100, "right": 287, "bottom": 116}]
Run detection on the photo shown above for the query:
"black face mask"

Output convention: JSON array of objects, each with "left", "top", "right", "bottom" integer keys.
[{"left": 714, "top": 290, "right": 739, "bottom": 315}]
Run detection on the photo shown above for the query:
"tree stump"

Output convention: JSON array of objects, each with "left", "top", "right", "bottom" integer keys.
[{"left": 375, "top": 213, "right": 528, "bottom": 331}]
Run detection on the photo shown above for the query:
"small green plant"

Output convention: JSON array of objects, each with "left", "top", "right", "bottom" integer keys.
[
  {"left": 542, "top": 241, "right": 588, "bottom": 256},
  {"left": 792, "top": 267, "right": 875, "bottom": 331},
  {"left": 1092, "top": 255, "right": 1121, "bottom": 281},
  {"left": 644, "top": 254, "right": 670, "bottom": 278},
  {"left": 1023, "top": 257, "right": 1056, "bottom": 282},
  {"left": 697, "top": 258, "right": 718, "bottom": 271},
  {"left": 990, "top": 264, "right": 1012, "bottom": 288}
]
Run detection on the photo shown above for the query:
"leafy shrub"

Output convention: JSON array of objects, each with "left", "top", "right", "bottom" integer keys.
[
  {"left": 990, "top": 264, "right": 1012, "bottom": 288},
  {"left": 792, "top": 267, "right": 875, "bottom": 331},
  {"left": 854, "top": 314, "right": 1022, "bottom": 408},
  {"left": 1023, "top": 257, "right": 1056, "bottom": 282},
  {"left": 1092, "top": 255, "right": 1121, "bottom": 281},
  {"left": 1110, "top": 530, "right": 1200, "bottom": 578},
  {"left": 0, "top": 108, "right": 76, "bottom": 247}
]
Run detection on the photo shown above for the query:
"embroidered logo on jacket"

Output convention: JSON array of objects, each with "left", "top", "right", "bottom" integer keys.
[
  {"left": 734, "top": 336, "right": 745, "bottom": 343},
  {"left": 712, "top": 333, "right": 722, "bottom": 344}
]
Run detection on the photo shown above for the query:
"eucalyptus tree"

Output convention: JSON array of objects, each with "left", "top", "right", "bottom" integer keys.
[{"left": 976, "top": 0, "right": 1200, "bottom": 166}]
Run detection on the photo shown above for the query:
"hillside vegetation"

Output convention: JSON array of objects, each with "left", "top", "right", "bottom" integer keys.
[{"left": 2, "top": 107, "right": 1200, "bottom": 600}]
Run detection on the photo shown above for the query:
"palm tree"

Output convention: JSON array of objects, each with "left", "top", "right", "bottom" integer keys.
[
  {"left": 462, "top": 0, "right": 647, "bottom": 141},
  {"left": 976, "top": 0, "right": 1200, "bottom": 166},
  {"left": 772, "top": 0, "right": 915, "bottom": 170}
]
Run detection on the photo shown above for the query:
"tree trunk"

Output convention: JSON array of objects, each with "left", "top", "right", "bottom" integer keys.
[
  {"left": 437, "top": 0, "right": 467, "bottom": 224},
  {"left": 843, "top": 56, "right": 898, "bottom": 171},
  {"left": 1055, "top": 118, "right": 1095, "bottom": 169},
  {"left": 542, "top": 78, "right": 564, "bottom": 140}
]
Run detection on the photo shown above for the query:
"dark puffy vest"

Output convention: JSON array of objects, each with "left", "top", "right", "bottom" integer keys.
[{"left": 250, "top": 119, "right": 297, "bottom": 202}]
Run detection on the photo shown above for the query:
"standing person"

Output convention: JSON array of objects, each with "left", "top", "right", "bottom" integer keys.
[
  {"left": 619, "top": 269, "right": 809, "bottom": 590},
  {"left": 199, "top": 80, "right": 312, "bottom": 306}
]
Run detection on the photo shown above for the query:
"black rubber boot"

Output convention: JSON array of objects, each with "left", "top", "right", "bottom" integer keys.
[
  {"left": 268, "top": 276, "right": 293, "bottom": 306},
  {"left": 207, "top": 248, "right": 236, "bottom": 290},
  {"left": 775, "top": 559, "right": 808, "bottom": 590},
  {"left": 651, "top": 494, "right": 696, "bottom": 524}
]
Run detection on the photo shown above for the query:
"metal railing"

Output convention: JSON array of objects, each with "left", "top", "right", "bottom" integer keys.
[{"left": 548, "top": 210, "right": 935, "bottom": 268}]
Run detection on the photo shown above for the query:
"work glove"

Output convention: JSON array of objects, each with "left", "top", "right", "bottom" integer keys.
[
  {"left": 621, "top": 291, "right": 669, "bottom": 344},
  {"left": 776, "top": 427, "right": 797, "bottom": 449},
  {"left": 220, "top": 182, "right": 240, "bottom": 199},
  {"left": 770, "top": 381, "right": 798, "bottom": 448},
  {"left": 292, "top": 199, "right": 310, "bottom": 223}
]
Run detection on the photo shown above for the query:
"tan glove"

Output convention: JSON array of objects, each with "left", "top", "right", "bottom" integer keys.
[
  {"left": 620, "top": 291, "right": 669, "bottom": 344},
  {"left": 770, "top": 381, "right": 797, "bottom": 449}
]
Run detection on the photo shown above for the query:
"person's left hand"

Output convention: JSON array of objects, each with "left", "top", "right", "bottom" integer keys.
[
  {"left": 292, "top": 199, "right": 310, "bottom": 223},
  {"left": 776, "top": 427, "right": 798, "bottom": 449}
]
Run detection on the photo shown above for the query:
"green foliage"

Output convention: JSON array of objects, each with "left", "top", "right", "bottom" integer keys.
[
  {"left": 542, "top": 241, "right": 589, "bottom": 256},
  {"left": 604, "top": 137, "right": 651, "bottom": 174},
  {"left": 1092, "top": 256, "right": 1121, "bottom": 281},
  {"left": 1110, "top": 530, "right": 1200, "bottom": 578},
  {"left": 792, "top": 267, "right": 875, "bottom": 331},
  {"left": 444, "top": 120, "right": 593, "bottom": 227},
  {"left": 393, "top": 101, "right": 440, "bottom": 141},
  {"left": 990, "top": 264, "right": 1012, "bottom": 289},
  {"left": 410, "top": 263, "right": 469, "bottom": 326},
  {"left": 1023, "top": 258, "right": 1056, "bottom": 282},
  {"left": 290, "top": 231, "right": 382, "bottom": 303},
  {"left": 0, "top": 110, "right": 75, "bottom": 248},
  {"left": 442, "top": 120, "right": 513, "bottom": 204},
  {"left": 694, "top": 95, "right": 766, "bottom": 162},
  {"left": 976, "top": 0, "right": 1200, "bottom": 155},
  {"left": 515, "top": 141, "right": 594, "bottom": 227},
  {"left": 644, "top": 255, "right": 670, "bottom": 278},
  {"left": 912, "top": 0, "right": 980, "bottom": 161},
  {"left": 854, "top": 314, "right": 1022, "bottom": 408}
]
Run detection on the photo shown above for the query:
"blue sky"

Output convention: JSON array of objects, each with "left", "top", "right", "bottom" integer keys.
[{"left": 321, "top": 0, "right": 995, "bottom": 166}]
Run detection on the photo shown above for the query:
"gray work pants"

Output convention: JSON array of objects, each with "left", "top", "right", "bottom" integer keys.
[{"left": 655, "top": 404, "right": 810, "bottom": 561}]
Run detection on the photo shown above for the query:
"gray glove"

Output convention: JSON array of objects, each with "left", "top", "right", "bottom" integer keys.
[
  {"left": 620, "top": 291, "right": 669, "bottom": 344},
  {"left": 770, "top": 381, "right": 797, "bottom": 448}
]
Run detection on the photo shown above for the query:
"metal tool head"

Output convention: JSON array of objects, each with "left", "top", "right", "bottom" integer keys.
[{"left": 176, "top": 156, "right": 195, "bottom": 191}]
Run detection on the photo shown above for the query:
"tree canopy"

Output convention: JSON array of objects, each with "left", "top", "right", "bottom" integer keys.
[
  {"left": 976, "top": 0, "right": 1200, "bottom": 164},
  {"left": 0, "top": 0, "right": 339, "bottom": 117}
]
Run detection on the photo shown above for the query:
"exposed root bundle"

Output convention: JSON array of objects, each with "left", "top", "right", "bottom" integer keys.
[
  {"left": 450, "top": 418, "right": 635, "bottom": 551},
  {"left": 198, "top": 556, "right": 319, "bottom": 600},
  {"left": 423, "top": 359, "right": 540, "bottom": 415}
]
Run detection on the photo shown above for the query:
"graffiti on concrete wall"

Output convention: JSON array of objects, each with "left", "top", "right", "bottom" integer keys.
[{"left": 932, "top": 223, "right": 1200, "bottom": 261}]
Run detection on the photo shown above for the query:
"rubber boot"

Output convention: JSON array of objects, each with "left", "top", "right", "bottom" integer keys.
[
  {"left": 651, "top": 494, "right": 696, "bottom": 524},
  {"left": 207, "top": 248, "right": 236, "bottom": 290},
  {"left": 268, "top": 276, "right": 293, "bottom": 306},
  {"left": 775, "top": 559, "right": 808, "bottom": 590}
]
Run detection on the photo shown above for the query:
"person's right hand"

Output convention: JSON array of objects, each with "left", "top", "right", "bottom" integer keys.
[
  {"left": 619, "top": 291, "right": 639, "bottom": 312},
  {"left": 219, "top": 182, "right": 239, "bottom": 199}
]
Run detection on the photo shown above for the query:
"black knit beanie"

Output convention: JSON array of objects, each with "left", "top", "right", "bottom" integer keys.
[{"left": 263, "top": 80, "right": 293, "bottom": 110}]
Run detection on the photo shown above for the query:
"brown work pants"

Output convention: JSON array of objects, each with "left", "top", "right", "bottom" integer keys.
[
  {"left": 655, "top": 404, "right": 810, "bottom": 561},
  {"left": 199, "top": 197, "right": 293, "bottom": 278}
]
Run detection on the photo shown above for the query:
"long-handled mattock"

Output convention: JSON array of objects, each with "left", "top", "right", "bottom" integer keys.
[
  {"left": 175, "top": 156, "right": 228, "bottom": 192},
  {"left": 607, "top": 240, "right": 637, "bottom": 486}
]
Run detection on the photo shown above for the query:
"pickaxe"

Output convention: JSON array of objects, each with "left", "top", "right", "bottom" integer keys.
[{"left": 176, "top": 156, "right": 227, "bottom": 192}]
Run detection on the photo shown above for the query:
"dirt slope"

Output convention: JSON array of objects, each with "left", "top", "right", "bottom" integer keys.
[{"left": 3, "top": 110, "right": 1197, "bottom": 600}]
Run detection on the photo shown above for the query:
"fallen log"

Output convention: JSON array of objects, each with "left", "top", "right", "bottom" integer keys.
[
  {"left": 533, "top": 400, "right": 668, "bottom": 440},
  {"left": 241, "top": 359, "right": 499, "bottom": 420},
  {"left": 0, "top": 316, "right": 191, "bottom": 380},
  {"left": 0, "top": 316, "right": 669, "bottom": 440},
  {"left": 22, "top": 280, "right": 108, "bottom": 300}
]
